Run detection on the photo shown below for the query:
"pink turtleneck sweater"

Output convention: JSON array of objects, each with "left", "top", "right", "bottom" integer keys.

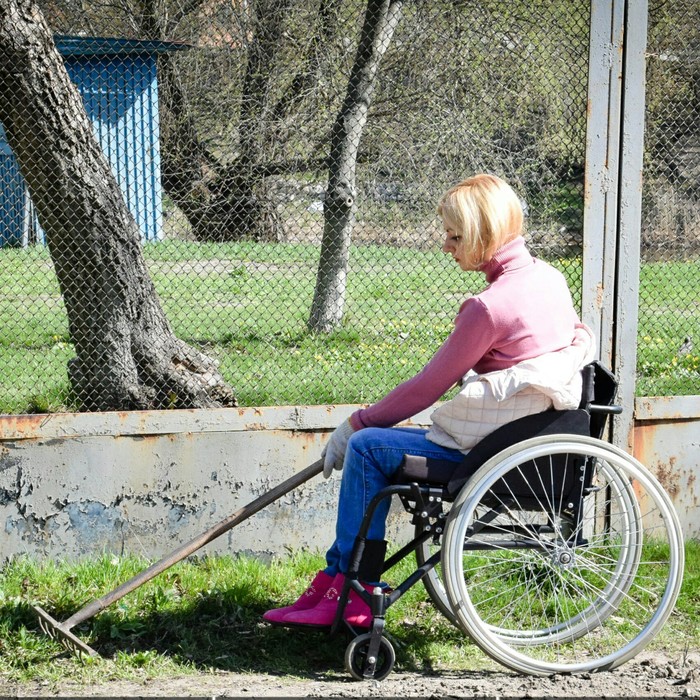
[{"left": 350, "top": 236, "right": 581, "bottom": 431}]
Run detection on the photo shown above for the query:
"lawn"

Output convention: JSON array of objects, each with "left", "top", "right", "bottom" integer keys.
[
  {"left": 0, "top": 241, "right": 697, "bottom": 414},
  {"left": 0, "top": 540, "right": 697, "bottom": 684}
]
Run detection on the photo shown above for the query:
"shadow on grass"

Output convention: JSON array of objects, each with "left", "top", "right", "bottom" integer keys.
[{"left": 5, "top": 584, "right": 487, "bottom": 681}]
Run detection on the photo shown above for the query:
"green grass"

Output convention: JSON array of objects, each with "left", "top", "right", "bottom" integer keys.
[
  {"left": 0, "top": 241, "right": 697, "bottom": 413},
  {"left": 0, "top": 539, "right": 698, "bottom": 685},
  {"left": 0, "top": 550, "right": 489, "bottom": 685},
  {"left": 636, "top": 260, "right": 700, "bottom": 395}
]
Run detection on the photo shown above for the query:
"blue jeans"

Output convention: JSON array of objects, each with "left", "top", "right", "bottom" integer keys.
[{"left": 323, "top": 427, "right": 464, "bottom": 578}]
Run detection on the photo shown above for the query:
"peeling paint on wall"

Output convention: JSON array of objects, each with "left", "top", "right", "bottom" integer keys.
[
  {"left": 0, "top": 404, "right": 696, "bottom": 562},
  {"left": 0, "top": 406, "right": 431, "bottom": 562},
  {"left": 633, "top": 415, "right": 699, "bottom": 538}
]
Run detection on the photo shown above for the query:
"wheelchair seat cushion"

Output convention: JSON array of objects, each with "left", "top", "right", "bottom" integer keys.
[{"left": 395, "top": 408, "right": 590, "bottom": 498}]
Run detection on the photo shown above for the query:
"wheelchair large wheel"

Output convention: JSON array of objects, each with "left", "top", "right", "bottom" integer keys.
[
  {"left": 417, "top": 457, "right": 642, "bottom": 639},
  {"left": 415, "top": 527, "right": 459, "bottom": 627},
  {"left": 441, "top": 434, "right": 684, "bottom": 676}
]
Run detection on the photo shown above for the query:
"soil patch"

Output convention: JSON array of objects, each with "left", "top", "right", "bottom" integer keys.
[{"left": 2, "top": 649, "right": 698, "bottom": 697}]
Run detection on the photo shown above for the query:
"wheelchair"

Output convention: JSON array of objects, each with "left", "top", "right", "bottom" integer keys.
[{"left": 330, "top": 362, "right": 685, "bottom": 681}]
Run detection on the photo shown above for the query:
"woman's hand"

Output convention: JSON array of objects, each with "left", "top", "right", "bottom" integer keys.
[{"left": 321, "top": 419, "right": 355, "bottom": 478}]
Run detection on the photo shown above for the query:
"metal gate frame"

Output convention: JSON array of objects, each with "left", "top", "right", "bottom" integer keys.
[{"left": 583, "top": 0, "right": 648, "bottom": 452}]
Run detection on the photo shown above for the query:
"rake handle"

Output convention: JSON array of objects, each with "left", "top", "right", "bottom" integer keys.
[{"left": 62, "top": 458, "right": 324, "bottom": 630}]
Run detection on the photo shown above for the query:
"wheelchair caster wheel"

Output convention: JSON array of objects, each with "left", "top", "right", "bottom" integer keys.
[{"left": 344, "top": 632, "right": 395, "bottom": 681}]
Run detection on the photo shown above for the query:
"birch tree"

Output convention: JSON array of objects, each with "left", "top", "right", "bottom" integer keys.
[{"left": 308, "top": 0, "right": 404, "bottom": 332}]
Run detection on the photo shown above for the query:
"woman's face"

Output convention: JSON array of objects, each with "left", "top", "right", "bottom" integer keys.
[{"left": 442, "top": 220, "right": 477, "bottom": 271}]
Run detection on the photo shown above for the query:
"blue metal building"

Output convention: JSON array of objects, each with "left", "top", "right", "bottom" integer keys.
[{"left": 0, "top": 35, "right": 189, "bottom": 247}]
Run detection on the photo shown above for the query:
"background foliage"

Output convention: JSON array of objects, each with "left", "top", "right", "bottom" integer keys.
[{"left": 0, "top": 0, "right": 697, "bottom": 413}]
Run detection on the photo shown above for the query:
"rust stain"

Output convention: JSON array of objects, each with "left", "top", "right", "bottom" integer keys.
[
  {"left": 654, "top": 456, "right": 681, "bottom": 499},
  {"left": 632, "top": 421, "right": 694, "bottom": 511},
  {"left": 632, "top": 422, "right": 657, "bottom": 466},
  {"left": 114, "top": 411, "right": 153, "bottom": 435},
  {"left": 293, "top": 432, "right": 319, "bottom": 449},
  {"left": 131, "top": 433, "right": 173, "bottom": 443},
  {"left": 689, "top": 477, "right": 698, "bottom": 507},
  {"left": 631, "top": 479, "right": 645, "bottom": 505},
  {"left": 636, "top": 396, "right": 689, "bottom": 421},
  {"left": 0, "top": 414, "right": 49, "bottom": 437},
  {"left": 234, "top": 406, "right": 264, "bottom": 419}
]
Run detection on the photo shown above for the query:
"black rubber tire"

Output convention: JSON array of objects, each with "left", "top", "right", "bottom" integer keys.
[{"left": 344, "top": 632, "right": 396, "bottom": 681}]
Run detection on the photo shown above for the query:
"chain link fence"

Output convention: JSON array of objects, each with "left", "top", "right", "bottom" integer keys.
[
  {"left": 0, "top": 0, "right": 696, "bottom": 414},
  {"left": 637, "top": 0, "right": 700, "bottom": 396}
]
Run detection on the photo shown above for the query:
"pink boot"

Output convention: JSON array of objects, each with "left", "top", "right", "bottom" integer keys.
[
  {"left": 263, "top": 570, "right": 334, "bottom": 624},
  {"left": 282, "top": 573, "right": 374, "bottom": 629}
]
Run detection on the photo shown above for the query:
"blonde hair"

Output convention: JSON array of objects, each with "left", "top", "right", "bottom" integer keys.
[{"left": 437, "top": 174, "right": 524, "bottom": 267}]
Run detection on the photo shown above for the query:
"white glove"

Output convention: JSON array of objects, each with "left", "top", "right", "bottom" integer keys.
[{"left": 322, "top": 419, "right": 355, "bottom": 478}]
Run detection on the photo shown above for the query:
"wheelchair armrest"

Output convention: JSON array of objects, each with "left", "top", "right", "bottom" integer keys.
[
  {"left": 397, "top": 454, "right": 459, "bottom": 486},
  {"left": 589, "top": 403, "right": 623, "bottom": 415}
]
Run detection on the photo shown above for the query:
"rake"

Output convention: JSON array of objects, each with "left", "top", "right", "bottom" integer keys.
[{"left": 33, "top": 458, "right": 324, "bottom": 658}]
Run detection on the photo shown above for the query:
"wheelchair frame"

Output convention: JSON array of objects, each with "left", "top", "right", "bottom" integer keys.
[{"left": 331, "top": 363, "right": 685, "bottom": 681}]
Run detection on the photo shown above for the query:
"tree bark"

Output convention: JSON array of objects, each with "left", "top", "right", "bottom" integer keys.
[
  {"left": 142, "top": 0, "right": 291, "bottom": 242},
  {"left": 0, "top": 0, "right": 237, "bottom": 410},
  {"left": 308, "top": 0, "right": 403, "bottom": 332}
]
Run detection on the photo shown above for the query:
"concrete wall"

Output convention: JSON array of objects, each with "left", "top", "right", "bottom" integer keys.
[
  {"left": 632, "top": 396, "right": 700, "bottom": 540},
  {"left": 0, "top": 406, "right": 432, "bottom": 562},
  {"left": 1, "top": 401, "right": 697, "bottom": 564}
]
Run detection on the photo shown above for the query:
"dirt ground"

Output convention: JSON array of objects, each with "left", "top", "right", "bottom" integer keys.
[{"left": 2, "top": 649, "right": 698, "bottom": 698}]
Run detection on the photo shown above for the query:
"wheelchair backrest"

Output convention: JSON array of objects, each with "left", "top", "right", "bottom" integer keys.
[
  {"left": 580, "top": 361, "right": 620, "bottom": 440},
  {"left": 446, "top": 408, "right": 590, "bottom": 497},
  {"left": 445, "top": 361, "right": 620, "bottom": 498}
]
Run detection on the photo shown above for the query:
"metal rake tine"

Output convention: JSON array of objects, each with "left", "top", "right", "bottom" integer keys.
[
  {"left": 33, "top": 605, "right": 100, "bottom": 659},
  {"left": 60, "top": 635, "right": 93, "bottom": 661},
  {"left": 30, "top": 461, "right": 323, "bottom": 659},
  {"left": 37, "top": 614, "right": 51, "bottom": 637}
]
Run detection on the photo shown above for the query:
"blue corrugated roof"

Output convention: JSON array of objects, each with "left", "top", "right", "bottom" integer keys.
[{"left": 54, "top": 35, "right": 191, "bottom": 56}]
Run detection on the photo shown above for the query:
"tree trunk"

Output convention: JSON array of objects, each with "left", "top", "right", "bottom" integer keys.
[
  {"left": 308, "top": 0, "right": 403, "bottom": 332},
  {"left": 0, "top": 0, "right": 237, "bottom": 410},
  {"left": 142, "top": 0, "right": 286, "bottom": 242}
]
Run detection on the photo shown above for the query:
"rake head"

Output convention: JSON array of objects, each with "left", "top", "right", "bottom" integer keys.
[{"left": 33, "top": 605, "right": 100, "bottom": 659}]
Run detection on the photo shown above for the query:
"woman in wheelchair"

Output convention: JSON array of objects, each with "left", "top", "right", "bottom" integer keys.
[{"left": 263, "top": 173, "right": 595, "bottom": 629}]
